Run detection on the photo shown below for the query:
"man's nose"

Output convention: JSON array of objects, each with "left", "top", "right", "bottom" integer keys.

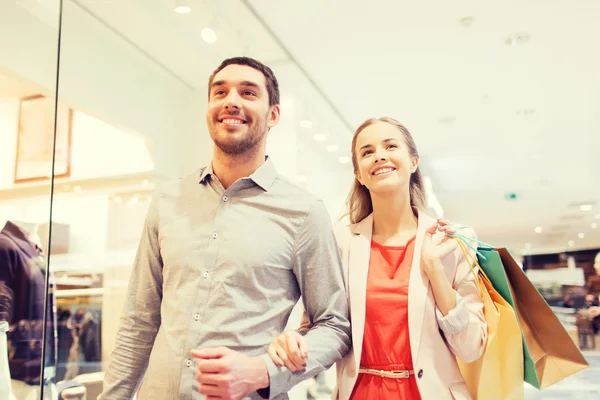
[{"left": 224, "top": 91, "right": 242, "bottom": 110}]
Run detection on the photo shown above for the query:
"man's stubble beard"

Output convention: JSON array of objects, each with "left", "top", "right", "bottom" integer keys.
[{"left": 209, "top": 116, "right": 269, "bottom": 156}]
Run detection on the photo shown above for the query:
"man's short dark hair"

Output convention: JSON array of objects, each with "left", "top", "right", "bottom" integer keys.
[{"left": 208, "top": 57, "right": 280, "bottom": 107}]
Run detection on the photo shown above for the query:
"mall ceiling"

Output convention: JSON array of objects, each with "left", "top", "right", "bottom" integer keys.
[{"left": 7, "top": 0, "right": 600, "bottom": 256}]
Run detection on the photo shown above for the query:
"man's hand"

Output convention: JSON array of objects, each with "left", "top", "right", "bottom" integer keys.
[{"left": 191, "top": 347, "right": 269, "bottom": 400}]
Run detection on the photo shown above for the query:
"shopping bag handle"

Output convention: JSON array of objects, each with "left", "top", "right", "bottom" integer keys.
[{"left": 455, "top": 237, "right": 493, "bottom": 286}]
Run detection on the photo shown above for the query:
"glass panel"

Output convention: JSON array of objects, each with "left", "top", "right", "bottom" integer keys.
[
  {"left": 0, "top": 0, "right": 62, "bottom": 398},
  {"left": 50, "top": 1, "right": 353, "bottom": 398}
]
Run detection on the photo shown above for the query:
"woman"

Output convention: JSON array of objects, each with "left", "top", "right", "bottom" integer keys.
[{"left": 268, "top": 117, "right": 487, "bottom": 399}]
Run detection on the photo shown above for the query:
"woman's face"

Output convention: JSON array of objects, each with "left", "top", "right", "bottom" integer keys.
[{"left": 354, "top": 121, "right": 418, "bottom": 195}]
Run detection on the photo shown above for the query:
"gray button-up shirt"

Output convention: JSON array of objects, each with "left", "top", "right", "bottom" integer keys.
[{"left": 101, "top": 158, "right": 351, "bottom": 400}]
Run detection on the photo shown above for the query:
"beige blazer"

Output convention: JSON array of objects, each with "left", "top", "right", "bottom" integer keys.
[{"left": 329, "top": 210, "right": 487, "bottom": 400}]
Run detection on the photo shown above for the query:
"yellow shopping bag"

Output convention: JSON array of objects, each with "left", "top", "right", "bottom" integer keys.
[{"left": 455, "top": 239, "right": 524, "bottom": 400}]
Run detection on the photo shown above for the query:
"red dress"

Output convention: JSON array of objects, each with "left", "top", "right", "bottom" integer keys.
[{"left": 350, "top": 236, "right": 422, "bottom": 399}]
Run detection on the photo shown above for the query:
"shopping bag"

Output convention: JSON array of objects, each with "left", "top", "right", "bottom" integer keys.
[
  {"left": 455, "top": 239, "right": 524, "bottom": 400},
  {"left": 495, "top": 248, "right": 589, "bottom": 389}
]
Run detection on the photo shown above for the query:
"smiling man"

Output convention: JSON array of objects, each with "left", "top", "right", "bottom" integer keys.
[{"left": 99, "top": 57, "right": 351, "bottom": 400}]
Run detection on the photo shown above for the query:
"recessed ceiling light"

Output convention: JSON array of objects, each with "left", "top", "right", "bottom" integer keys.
[
  {"left": 580, "top": 204, "right": 593, "bottom": 211},
  {"left": 458, "top": 16, "right": 475, "bottom": 28},
  {"left": 174, "top": 0, "right": 192, "bottom": 14},
  {"left": 568, "top": 240, "right": 575, "bottom": 247},
  {"left": 201, "top": 28, "right": 217, "bottom": 44},
  {"left": 505, "top": 32, "right": 531, "bottom": 46},
  {"left": 534, "top": 226, "right": 542, "bottom": 233},
  {"left": 174, "top": 6, "right": 191, "bottom": 14},
  {"left": 339, "top": 156, "right": 350, "bottom": 164},
  {"left": 299, "top": 120, "right": 312, "bottom": 128},
  {"left": 326, "top": 144, "right": 339, "bottom": 152},
  {"left": 592, "top": 222, "right": 598, "bottom": 229},
  {"left": 578, "top": 232, "right": 585, "bottom": 239},
  {"left": 313, "top": 133, "right": 326, "bottom": 141}
]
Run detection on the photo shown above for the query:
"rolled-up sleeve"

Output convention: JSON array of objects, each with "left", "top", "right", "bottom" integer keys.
[
  {"left": 435, "top": 291, "right": 470, "bottom": 334},
  {"left": 100, "top": 198, "right": 163, "bottom": 399},
  {"left": 441, "top": 228, "right": 487, "bottom": 363},
  {"left": 260, "top": 200, "right": 351, "bottom": 399}
]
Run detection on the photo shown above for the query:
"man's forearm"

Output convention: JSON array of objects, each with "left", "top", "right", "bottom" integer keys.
[{"left": 100, "top": 315, "right": 158, "bottom": 399}]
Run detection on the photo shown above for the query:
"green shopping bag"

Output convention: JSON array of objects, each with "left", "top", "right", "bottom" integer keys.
[{"left": 476, "top": 248, "right": 539, "bottom": 388}]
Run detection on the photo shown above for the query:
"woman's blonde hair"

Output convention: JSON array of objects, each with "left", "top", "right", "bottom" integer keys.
[{"left": 346, "top": 117, "right": 427, "bottom": 224}]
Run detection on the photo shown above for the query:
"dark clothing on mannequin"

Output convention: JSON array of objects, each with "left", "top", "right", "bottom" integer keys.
[{"left": 0, "top": 221, "right": 57, "bottom": 385}]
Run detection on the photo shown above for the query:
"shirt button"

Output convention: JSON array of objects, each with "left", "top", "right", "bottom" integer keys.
[
  {"left": 203, "top": 272, "right": 209, "bottom": 279},
  {"left": 212, "top": 232, "right": 218, "bottom": 239},
  {"left": 223, "top": 195, "right": 228, "bottom": 202},
  {"left": 417, "top": 369, "right": 424, "bottom": 379},
  {"left": 185, "top": 359, "right": 192, "bottom": 367},
  {"left": 194, "top": 313, "right": 200, "bottom": 321}
]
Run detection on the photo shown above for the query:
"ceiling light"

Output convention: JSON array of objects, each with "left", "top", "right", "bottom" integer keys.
[
  {"left": 458, "top": 17, "right": 475, "bottom": 28},
  {"left": 128, "top": 195, "right": 140, "bottom": 207},
  {"left": 578, "top": 232, "right": 585, "bottom": 239},
  {"left": 568, "top": 240, "right": 575, "bottom": 247},
  {"left": 313, "top": 133, "right": 326, "bottom": 141},
  {"left": 580, "top": 204, "right": 593, "bottom": 211},
  {"left": 592, "top": 223, "right": 598, "bottom": 229},
  {"left": 326, "top": 144, "right": 339, "bottom": 152},
  {"left": 505, "top": 32, "right": 531, "bottom": 46},
  {"left": 296, "top": 175, "right": 307, "bottom": 183},
  {"left": 338, "top": 156, "right": 350, "bottom": 164},
  {"left": 174, "top": 0, "right": 192, "bottom": 14},
  {"left": 113, "top": 196, "right": 122, "bottom": 203},
  {"left": 534, "top": 227, "right": 542, "bottom": 233},
  {"left": 524, "top": 243, "right": 532, "bottom": 250},
  {"left": 174, "top": 6, "right": 191, "bottom": 13},
  {"left": 201, "top": 28, "right": 217, "bottom": 44},
  {"left": 300, "top": 120, "right": 312, "bottom": 128}
]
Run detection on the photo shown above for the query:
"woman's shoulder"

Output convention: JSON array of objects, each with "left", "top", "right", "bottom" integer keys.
[{"left": 333, "top": 220, "right": 352, "bottom": 244}]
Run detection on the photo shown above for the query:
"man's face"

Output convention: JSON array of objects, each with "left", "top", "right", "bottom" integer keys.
[{"left": 206, "top": 64, "right": 280, "bottom": 155}]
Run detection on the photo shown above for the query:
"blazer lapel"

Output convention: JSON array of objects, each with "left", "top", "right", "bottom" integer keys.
[
  {"left": 348, "top": 215, "right": 373, "bottom": 373},
  {"left": 408, "top": 211, "right": 435, "bottom": 363}
]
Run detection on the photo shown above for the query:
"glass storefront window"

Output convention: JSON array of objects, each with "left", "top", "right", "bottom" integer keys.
[{"left": 0, "top": 1, "right": 62, "bottom": 398}]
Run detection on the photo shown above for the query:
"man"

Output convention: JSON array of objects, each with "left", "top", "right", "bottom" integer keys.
[{"left": 100, "top": 57, "right": 351, "bottom": 400}]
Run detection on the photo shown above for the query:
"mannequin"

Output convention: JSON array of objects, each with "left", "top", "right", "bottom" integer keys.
[{"left": 0, "top": 220, "right": 57, "bottom": 399}]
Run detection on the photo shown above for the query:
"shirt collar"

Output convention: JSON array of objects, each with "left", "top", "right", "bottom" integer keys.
[{"left": 198, "top": 157, "right": 278, "bottom": 192}]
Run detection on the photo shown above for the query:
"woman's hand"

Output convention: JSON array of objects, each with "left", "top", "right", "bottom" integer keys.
[
  {"left": 267, "top": 331, "right": 308, "bottom": 373},
  {"left": 421, "top": 220, "right": 458, "bottom": 278}
]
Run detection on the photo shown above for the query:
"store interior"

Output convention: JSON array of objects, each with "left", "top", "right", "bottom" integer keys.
[{"left": 1, "top": 0, "right": 599, "bottom": 399}]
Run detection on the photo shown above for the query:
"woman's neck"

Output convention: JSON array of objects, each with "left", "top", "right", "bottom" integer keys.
[{"left": 371, "top": 190, "right": 418, "bottom": 245}]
